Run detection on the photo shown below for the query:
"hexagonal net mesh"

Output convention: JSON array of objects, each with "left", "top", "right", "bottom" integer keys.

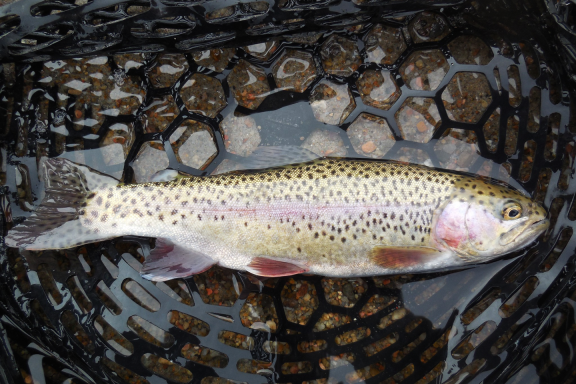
[{"left": 0, "top": 0, "right": 575, "bottom": 384}]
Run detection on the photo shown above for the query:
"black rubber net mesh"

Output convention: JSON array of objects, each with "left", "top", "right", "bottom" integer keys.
[{"left": 0, "top": 0, "right": 575, "bottom": 383}]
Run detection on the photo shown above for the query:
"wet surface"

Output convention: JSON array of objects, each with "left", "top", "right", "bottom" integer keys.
[{"left": 0, "top": 4, "right": 575, "bottom": 384}]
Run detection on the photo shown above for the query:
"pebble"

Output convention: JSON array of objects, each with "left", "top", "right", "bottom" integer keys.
[
  {"left": 170, "top": 120, "right": 217, "bottom": 169},
  {"left": 395, "top": 97, "right": 441, "bottom": 143},
  {"left": 148, "top": 54, "right": 188, "bottom": 88},
  {"left": 448, "top": 35, "right": 494, "bottom": 65},
  {"left": 301, "top": 129, "right": 347, "bottom": 157},
  {"left": 320, "top": 35, "right": 361, "bottom": 77},
  {"left": 281, "top": 279, "right": 318, "bottom": 325},
  {"left": 168, "top": 310, "right": 209, "bottom": 336},
  {"left": 243, "top": 40, "right": 279, "bottom": 61},
  {"left": 236, "top": 358, "right": 272, "bottom": 375},
  {"left": 483, "top": 108, "right": 501, "bottom": 152},
  {"left": 193, "top": 48, "right": 235, "bottom": 72},
  {"left": 193, "top": 266, "right": 240, "bottom": 306},
  {"left": 272, "top": 49, "right": 318, "bottom": 93},
  {"left": 15, "top": 164, "right": 33, "bottom": 211},
  {"left": 94, "top": 315, "right": 134, "bottom": 356},
  {"left": 219, "top": 112, "right": 261, "bottom": 156},
  {"left": 498, "top": 277, "right": 539, "bottom": 318},
  {"left": 390, "top": 148, "right": 432, "bottom": 165},
  {"left": 408, "top": 12, "right": 451, "bottom": 43},
  {"left": 508, "top": 65, "right": 522, "bottom": 108},
  {"left": 313, "top": 312, "right": 351, "bottom": 331},
  {"left": 434, "top": 128, "right": 481, "bottom": 171},
  {"left": 442, "top": 72, "right": 492, "bottom": 123},
  {"left": 335, "top": 327, "right": 370, "bottom": 346},
  {"left": 141, "top": 353, "right": 192, "bottom": 383},
  {"left": 239, "top": 293, "right": 278, "bottom": 332},
  {"left": 141, "top": 95, "right": 179, "bottom": 133},
  {"left": 218, "top": 330, "right": 254, "bottom": 350},
  {"left": 347, "top": 113, "right": 395, "bottom": 158},
  {"left": 114, "top": 53, "right": 145, "bottom": 73},
  {"left": 131, "top": 141, "right": 169, "bottom": 183},
  {"left": 61, "top": 310, "right": 95, "bottom": 354},
  {"left": 227, "top": 60, "right": 271, "bottom": 110},
  {"left": 451, "top": 321, "right": 496, "bottom": 360},
  {"left": 421, "top": 330, "right": 450, "bottom": 364},
  {"left": 400, "top": 50, "right": 449, "bottom": 91},
  {"left": 365, "top": 333, "right": 398, "bottom": 356},
  {"left": 127, "top": 316, "right": 174, "bottom": 348},
  {"left": 364, "top": 24, "right": 406, "bottom": 65},
  {"left": 285, "top": 32, "right": 323, "bottom": 45},
  {"left": 297, "top": 339, "right": 327, "bottom": 353},
  {"left": 41, "top": 58, "right": 144, "bottom": 132},
  {"left": 180, "top": 73, "right": 227, "bottom": 118},
  {"left": 356, "top": 69, "right": 401, "bottom": 110},
  {"left": 360, "top": 294, "right": 396, "bottom": 318},
  {"left": 181, "top": 343, "right": 229, "bottom": 368},
  {"left": 309, "top": 80, "right": 356, "bottom": 125},
  {"left": 102, "top": 357, "right": 150, "bottom": 384},
  {"left": 322, "top": 278, "right": 367, "bottom": 308},
  {"left": 505, "top": 115, "right": 519, "bottom": 156}
]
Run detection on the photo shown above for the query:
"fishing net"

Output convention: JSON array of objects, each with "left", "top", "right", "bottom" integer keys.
[{"left": 0, "top": 0, "right": 575, "bottom": 383}]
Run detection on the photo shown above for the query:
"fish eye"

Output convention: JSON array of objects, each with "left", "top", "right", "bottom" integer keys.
[{"left": 502, "top": 203, "right": 522, "bottom": 220}]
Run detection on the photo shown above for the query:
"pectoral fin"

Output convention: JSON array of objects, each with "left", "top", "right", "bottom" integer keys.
[
  {"left": 370, "top": 246, "right": 444, "bottom": 270},
  {"left": 246, "top": 257, "right": 309, "bottom": 277},
  {"left": 141, "top": 238, "right": 215, "bottom": 281}
]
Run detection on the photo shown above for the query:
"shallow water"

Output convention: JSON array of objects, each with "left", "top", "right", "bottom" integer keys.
[{"left": 0, "top": 2, "right": 576, "bottom": 384}]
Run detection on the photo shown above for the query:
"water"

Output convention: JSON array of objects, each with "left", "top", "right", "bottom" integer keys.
[{"left": 0, "top": 1, "right": 576, "bottom": 384}]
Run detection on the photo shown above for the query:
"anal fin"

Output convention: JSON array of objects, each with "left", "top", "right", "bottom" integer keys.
[
  {"left": 141, "top": 238, "right": 215, "bottom": 281},
  {"left": 370, "top": 246, "right": 444, "bottom": 270},
  {"left": 246, "top": 257, "right": 309, "bottom": 277}
]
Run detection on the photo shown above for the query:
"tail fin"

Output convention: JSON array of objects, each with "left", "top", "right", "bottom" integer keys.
[{"left": 5, "top": 158, "right": 119, "bottom": 250}]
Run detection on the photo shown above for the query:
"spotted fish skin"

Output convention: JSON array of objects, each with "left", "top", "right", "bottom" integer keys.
[{"left": 6, "top": 158, "right": 549, "bottom": 280}]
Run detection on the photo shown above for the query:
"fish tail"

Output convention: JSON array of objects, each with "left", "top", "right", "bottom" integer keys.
[{"left": 5, "top": 158, "right": 119, "bottom": 250}]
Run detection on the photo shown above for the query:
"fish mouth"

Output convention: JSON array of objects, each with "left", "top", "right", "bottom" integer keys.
[{"left": 500, "top": 218, "right": 550, "bottom": 246}]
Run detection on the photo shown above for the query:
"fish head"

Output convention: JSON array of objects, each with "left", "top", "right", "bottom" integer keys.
[{"left": 432, "top": 178, "right": 549, "bottom": 261}]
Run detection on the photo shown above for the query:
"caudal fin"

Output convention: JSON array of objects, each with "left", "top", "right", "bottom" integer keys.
[{"left": 5, "top": 158, "right": 119, "bottom": 250}]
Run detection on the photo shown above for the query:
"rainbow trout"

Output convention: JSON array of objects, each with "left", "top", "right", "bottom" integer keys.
[{"left": 6, "top": 154, "right": 549, "bottom": 281}]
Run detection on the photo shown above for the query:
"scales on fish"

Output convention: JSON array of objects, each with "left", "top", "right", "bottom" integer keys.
[{"left": 5, "top": 147, "right": 549, "bottom": 281}]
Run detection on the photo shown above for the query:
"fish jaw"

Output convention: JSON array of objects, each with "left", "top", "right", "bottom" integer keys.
[{"left": 499, "top": 218, "right": 549, "bottom": 249}]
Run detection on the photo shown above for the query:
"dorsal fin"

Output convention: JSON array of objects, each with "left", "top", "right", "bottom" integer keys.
[{"left": 237, "top": 146, "right": 321, "bottom": 171}]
